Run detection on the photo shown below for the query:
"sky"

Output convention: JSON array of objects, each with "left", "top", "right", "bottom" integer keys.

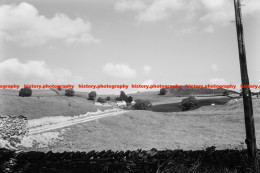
[{"left": 0, "top": 0, "right": 259, "bottom": 94}]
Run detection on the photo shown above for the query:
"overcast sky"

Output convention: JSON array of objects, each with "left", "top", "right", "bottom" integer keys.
[{"left": 0, "top": 0, "right": 259, "bottom": 94}]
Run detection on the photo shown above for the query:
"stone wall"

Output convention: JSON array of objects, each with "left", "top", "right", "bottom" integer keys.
[
  {"left": 0, "top": 115, "right": 28, "bottom": 147},
  {"left": 0, "top": 147, "right": 254, "bottom": 173}
]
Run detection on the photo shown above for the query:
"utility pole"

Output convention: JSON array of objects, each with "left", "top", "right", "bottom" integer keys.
[{"left": 234, "top": 0, "right": 259, "bottom": 171}]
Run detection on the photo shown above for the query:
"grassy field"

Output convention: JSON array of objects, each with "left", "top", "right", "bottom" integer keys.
[
  {"left": 2, "top": 89, "right": 260, "bottom": 153},
  {"left": 20, "top": 97, "right": 260, "bottom": 153},
  {"left": 0, "top": 89, "right": 111, "bottom": 119},
  {"left": 129, "top": 91, "right": 238, "bottom": 105},
  {"left": 0, "top": 89, "right": 232, "bottom": 119},
  {"left": 152, "top": 97, "right": 232, "bottom": 112}
]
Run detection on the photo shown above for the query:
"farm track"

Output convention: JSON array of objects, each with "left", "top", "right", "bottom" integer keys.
[{"left": 28, "top": 110, "right": 128, "bottom": 135}]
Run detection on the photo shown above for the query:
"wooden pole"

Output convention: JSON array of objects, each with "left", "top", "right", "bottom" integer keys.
[{"left": 234, "top": 0, "right": 258, "bottom": 171}]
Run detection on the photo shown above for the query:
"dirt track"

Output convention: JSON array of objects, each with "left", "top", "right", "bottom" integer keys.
[{"left": 28, "top": 110, "right": 128, "bottom": 135}]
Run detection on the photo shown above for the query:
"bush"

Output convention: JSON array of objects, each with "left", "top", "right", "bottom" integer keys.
[
  {"left": 159, "top": 88, "right": 167, "bottom": 95},
  {"left": 132, "top": 99, "right": 152, "bottom": 110},
  {"left": 97, "top": 97, "right": 106, "bottom": 103},
  {"left": 178, "top": 96, "right": 199, "bottom": 111},
  {"left": 88, "top": 91, "right": 97, "bottom": 100},
  {"left": 223, "top": 90, "right": 229, "bottom": 96},
  {"left": 106, "top": 96, "right": 110, "bottom": 101},
  {"left": 19, "top": 88, "right": 32, "bottom": 97},
  {"left": 65, "top": 88, "right": 75, "bottom": 97}
]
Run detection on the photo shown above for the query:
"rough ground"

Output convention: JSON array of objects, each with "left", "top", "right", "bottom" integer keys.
[
  {"left": 28, "top": 109, "right": 127, "bottom": 135},
  {"left": 20, "top": 97, "right": 260, "bottom": 153}
]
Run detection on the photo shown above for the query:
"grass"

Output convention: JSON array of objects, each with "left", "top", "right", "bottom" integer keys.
[
  {"left": 152, "top": 97, "right": 232, "bottom": 112},
  {"left": 0, "top": 89, "right": 112, "bottom": 119},
  {"left": 129, "top": 91, "right": 238, "bottom": 105},
  {"left": 2, "top": 89, "right": 260, "bottom": 153},
  {"left": 22, "top": 97, "right": 260, "bottom": 153}
]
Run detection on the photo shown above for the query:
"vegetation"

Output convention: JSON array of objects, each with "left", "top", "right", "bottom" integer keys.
[
  {"left": 88, "top": 91, "right": 97, "bottom": 100},
  {"left": 116, "top": 91, "right": 133, "bottom": 103},
  {"left": 106, "top": 96, "right": 110, "bottom": 101},
  {"left": 19, "top": 88, "right": 32, "bottom": 97},
  {"left": 1, "top": 90, "right": 110, "bottom": 119},
  {"left": 159, "top": 88, "right": 167, "bottom": 95},
  {"left": 168, "top": 86, "right": 229, "bottom": 96},
  {"left": 65, "top": 88, "right": 75, "bottom": 97},
  {"left": 223, "top": 90, "right": 229, "bottom": 96},
  {"left": 178, "top": 96, "right": 199, "bottom": 111},
  {"left": 97, "top": 97, "right": 106, "bottom": 103},
  {"left": 128, "top": 96, "right": 133, "bottom": 103},
  {"left": 132, "top": 99, "right": 152, "bottom": 110},
  {"left": 50, "top": 88, "right": 60, "bottom": 96}
]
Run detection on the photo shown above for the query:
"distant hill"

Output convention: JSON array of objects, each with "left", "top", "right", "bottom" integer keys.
[{"left": 167, "top": 86, "right": 239, "bottom": 97}]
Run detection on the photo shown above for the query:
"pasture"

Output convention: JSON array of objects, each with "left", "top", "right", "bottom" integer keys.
[
  {"left": 0, "top": 89, "right": 111, "bottom": 119},
  {"left": 1, "top": 88, "right": 260, "bottom": 154}
]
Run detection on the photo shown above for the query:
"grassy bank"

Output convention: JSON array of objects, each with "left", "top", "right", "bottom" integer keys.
[{"left": 0, "top": 90, "right": 111, "bottom": 119}]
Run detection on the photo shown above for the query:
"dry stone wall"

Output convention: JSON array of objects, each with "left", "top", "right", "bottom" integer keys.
[
  {"left": 0, "top": 147, "right": 256, "bottom": 173},
  {"left": 0, "top": 115, "right": 28, "bottom": 147}
]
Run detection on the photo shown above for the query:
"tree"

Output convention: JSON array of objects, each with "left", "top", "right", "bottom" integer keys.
[
  {"left": 178, "top": 96, "right": 199, "bottom": 111},
  {"left": 128, "top": 96, "right": 133, "bottom": 103},
  {"left": 50, "top": 88, "right": 60, "bottom": 96},
  {"left": 97, "top": 97, "right": 106, "bottom": 103},
  {"left": 159, "top": 88, "right": 167, "bottom": 95},
  {"left": 116, "top": 91, "right": 133, "bottom": 103},
  {"left": 19, "top": 88, "right": 32, "bottom": 97},
  {"left": 223, "top": 90, "right": 229, "bottom": 96},
  {"left": 132, "top": 99, "right": 152, "bottom": 110},
  {"left": 65, "top": 88, "right": 75, "bottom": 97},
  {"left": 88, "top": 91, "right": 97, "bottom": 100},
  {"left": 120, "top": 91, "right": 128, "bottom": 101}
]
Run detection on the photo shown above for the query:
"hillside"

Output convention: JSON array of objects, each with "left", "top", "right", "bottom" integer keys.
[
  {"left": 167, "top": 86, "right": 239, "bottom": 96},
  {"left": 21, "top": 98, "right": 260, "bottom": 152},
  {"left": 0, "top": 89, "right": 112, "bottom": 119}
]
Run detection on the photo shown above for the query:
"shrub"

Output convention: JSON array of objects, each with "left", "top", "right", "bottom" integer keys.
[
  {"left": 65, "top": 88, "right": 75, "bottom": 97},
  {"left": 19, "top": 88, "right": 32, "bottom": 97},
  {"left": 97, "top": 97, "right": 106, "bottom": 103},
  {"left": 88, "top": 91, "right": 97, "bottom": 100},
  {"left": 126, "top": 102, "right": 132, "bottom": 107},
  {"left": 106, "top": 96, "right": 110, "bottom": 101},
  {"left": 159, "top": 88, "right": 167, "bottom": 95},
  {"left": 132, "top": 99, "right": 152, "bottom": 110},
  {"left": 178, "top": 96, "right": 199, "bottom": 111},
  {"left": 223, "top": 90, "right": 229, "bottom": 96}
]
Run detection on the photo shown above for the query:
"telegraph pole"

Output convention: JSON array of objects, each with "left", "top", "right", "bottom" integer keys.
[{"left": 234, "top": 0, "right": 258, "bottom": 171}]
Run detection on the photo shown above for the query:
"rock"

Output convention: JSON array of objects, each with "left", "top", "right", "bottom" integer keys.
[{"left": 0, "top": 115, "right": 28, "bottom": 147}]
